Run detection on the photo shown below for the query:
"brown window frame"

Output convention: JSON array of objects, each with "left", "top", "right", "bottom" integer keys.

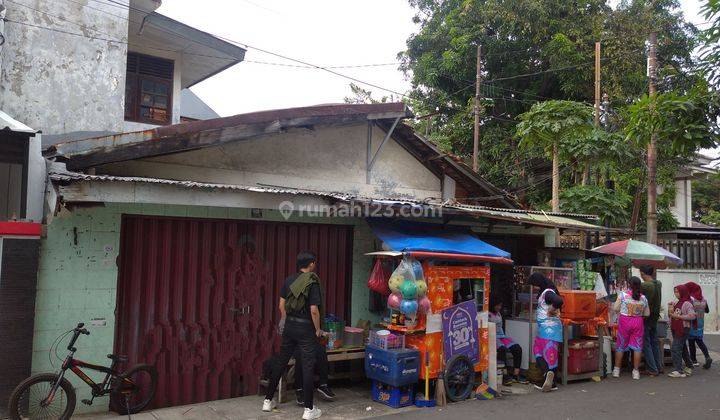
[{"left": 125, "top": 52, "right": 174, "bottom": 125}]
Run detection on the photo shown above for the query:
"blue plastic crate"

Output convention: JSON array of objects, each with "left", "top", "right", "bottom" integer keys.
[
  {"left": 365, "top": 345, "right": 420, "bottom": 386},
  {"left": 371, "top": 380, "right": 414, "bottom": 408}
]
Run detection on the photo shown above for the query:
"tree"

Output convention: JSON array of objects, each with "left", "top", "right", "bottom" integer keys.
[
  {"left": 692, "top": 172, "right": 720, "bottom": 221},
  {"left": 401, "top": 0, "right": 701, "bottom": 205},
  {"left": 699, "top": 0, "right": 720, "bottom": 87},
  {"left": 516, "top": 100, "right": 594, "bottom": 211},
  {"left": 344, "top": 83, "right": 391, "bottom": 104}
]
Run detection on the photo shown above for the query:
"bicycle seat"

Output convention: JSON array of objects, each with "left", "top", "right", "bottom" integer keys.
[{"left": 107, "top": 354, "right": 128, "bottom": 363}]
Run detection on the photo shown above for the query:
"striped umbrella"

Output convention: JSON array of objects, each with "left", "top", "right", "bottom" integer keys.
[{"left": 591, "top": 239, "right": 683, "bottom": 269}]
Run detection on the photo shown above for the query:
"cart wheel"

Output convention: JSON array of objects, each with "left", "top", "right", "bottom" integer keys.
[{"left": 444, "top": 355, "right": 475, "bottom": 402}]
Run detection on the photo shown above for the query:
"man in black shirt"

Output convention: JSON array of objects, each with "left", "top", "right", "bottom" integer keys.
[{"left": 262, "top": 252, "right": 323, "bottom": 420}]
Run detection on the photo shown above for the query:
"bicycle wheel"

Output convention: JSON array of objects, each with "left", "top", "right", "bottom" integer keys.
[
  {"left": 110, "top": 364, "right": 158, "bottom": 415},
  {"left": 8, "top": 373, "right": 76, "bottom": 420}
]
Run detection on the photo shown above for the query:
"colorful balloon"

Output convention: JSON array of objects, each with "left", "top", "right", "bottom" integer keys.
[
  {"left": 415, "top": 280, "right": 428, "bottom": 297},
  {"left": 412, "top": 260, "right": 424, "bottom": 280},
  {"left": 400, "top": 299, "right": 419, "bottom": 316},
  {"left": 387, "top": 292, "right": 402, "bottom": 309},
  {"left": 399, "top": 280, "right": 418, "bottom": 299},
  {"left": 418, "top": 296, "right": 431, "bottom": 314},
  {"left": 388, "top": 275, "right": 404, "bottom": 293}
]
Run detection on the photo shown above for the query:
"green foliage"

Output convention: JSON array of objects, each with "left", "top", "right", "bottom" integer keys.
[
  {"left": 560, "top": 185, "right": 631, "bottom": 226},
  {"left": 658, "top": 207, "right": 680, "bottom": 231},
  {"left": 402, "top": 0, "right": 714, "bottom": 226},
  {"left": 692, "top": 173, "right": 720, "bottom": 220},
  {"left": 516, "top": 100, "right": 594, "bottom": 156},
  {"left": 699, "top": 0, "right": 720, "bottom": 87},
  {"left": 623, "top": 86, "right": 720, "bottom": 156},
  {"left": 344, "top": 83, "right": 391, "bottom": 104},
  {"left": 701, "top": 209, "right": 720, "bottom": 227}
]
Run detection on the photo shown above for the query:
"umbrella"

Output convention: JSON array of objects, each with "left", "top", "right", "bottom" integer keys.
[{"left": 591, "top": 239, "right": 683, "bottom": 269}]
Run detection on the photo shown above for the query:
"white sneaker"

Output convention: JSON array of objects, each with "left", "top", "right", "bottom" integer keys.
[
  {"left": 612, "top": 367, "right": 620, "bottom": 378},
  {"left": 541, "top": 371, "right": 554, "bottom": 392},
  {"left": 667, "top": 371, "right": 686, "bottom": 378},
  {"left": 262, "top": 399, "right": 276, "bottom": 412},
  {"left": 632, "top": 369, "right": 640, "bottom": 380},
  {"left": 302, "top": 406, "right": 322, "bottom": 420}
]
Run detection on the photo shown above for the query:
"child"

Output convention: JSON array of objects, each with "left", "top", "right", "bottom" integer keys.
[
  {"left": 668, "top": 284, "right": 696, "bottom": 378},
  {"left": 686, "top": 282, "right": 713, "bottom": 369},
  {"left": 529, "top": 273, "right": 563, "bottom": 392},
  {"left": 612, "top": 276, "right": 649, "bottom": 380},
  {"left": 489, "top": 298, "right": 528, "bottom": 384}
]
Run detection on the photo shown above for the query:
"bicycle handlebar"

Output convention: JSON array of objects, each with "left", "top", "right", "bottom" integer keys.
[{"left": 67, "top": 323, "right": 90, "bottom": 351}]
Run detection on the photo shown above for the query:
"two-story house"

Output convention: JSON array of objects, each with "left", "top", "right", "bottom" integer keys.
[{"left": 0, "top": 0, "right": 243, "bottom": 408}]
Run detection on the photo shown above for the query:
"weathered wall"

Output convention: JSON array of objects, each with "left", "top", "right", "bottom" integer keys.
[
  {"left": 98, "top": 123, "right": 443, "bottom": 200},
  {"left": 0, "top": 1, "right": 128, "bottom": 135},
  {"left": 26, "top": 134, "right": 46, "bottom": 222},
  {"left": 33, "top": 203, "right": 377, "bottom": 413}
]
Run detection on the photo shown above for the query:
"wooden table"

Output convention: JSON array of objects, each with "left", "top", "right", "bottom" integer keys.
[{"left": 259, "top": 347, "right": 366, "bottom": 403}]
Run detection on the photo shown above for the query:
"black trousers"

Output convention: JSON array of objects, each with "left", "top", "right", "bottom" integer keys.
[
  {"left": 688, "top": 337, "right": 710, "bottom": 362},
  {"left": 265, "top": 321, "right": 317, "bottom": 409},
  {"left": 498, "top": 344, "right": 522, "bottom": 372},
  {"left": 294, "top": 339, "right": 329, "bottom": 389}
]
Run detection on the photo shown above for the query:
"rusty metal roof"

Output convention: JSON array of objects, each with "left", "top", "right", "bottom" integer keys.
[
  {"left": 50, "top": 171, "right": 606, "bottom": 230},
  {"left": 45, "top": 102, "right": 412, "bottom": 168}
]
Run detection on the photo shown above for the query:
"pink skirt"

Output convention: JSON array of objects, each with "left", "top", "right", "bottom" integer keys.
[
  {"left": 497, "top": 337, "right": 516, "bottom": 349},
  {"left": 616, "top": 314, "right": 644, "bottom": 352},
  {"left": 533, "top": 337, "right": 559, "bottom": 370}
]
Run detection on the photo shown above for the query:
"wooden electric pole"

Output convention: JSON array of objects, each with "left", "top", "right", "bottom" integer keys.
[
  {"left": 473, "top": 45, "right": 481, "bottom": 172},
  {"left": 647, "top": 32, "right": 658, "bottom": 244}
]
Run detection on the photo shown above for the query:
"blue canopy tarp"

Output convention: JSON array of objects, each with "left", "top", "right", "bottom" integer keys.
[{"left": 367, "top": 219, "right": 511, "bottom": 262}]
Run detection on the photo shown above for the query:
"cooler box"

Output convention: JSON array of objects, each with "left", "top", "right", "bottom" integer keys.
[
  {"left": 365, "top": 346, "right": 420, "bottom": 386},
  {"left": 559, "top": 290, "right": 596, "bottom": 320},
  {"left": 566, "top": 339, "right": 599, "bottom": 374},
  {"left": 371, "top": 380, "right": 414, "bottom": 408}
]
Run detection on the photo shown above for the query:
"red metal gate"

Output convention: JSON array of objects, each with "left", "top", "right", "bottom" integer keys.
[{"left": 114, "top": 215, "right": 353, "bottom": 408}]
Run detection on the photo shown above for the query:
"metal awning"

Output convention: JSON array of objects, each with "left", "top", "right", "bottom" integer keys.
[{"left": 0, "top": 110, "right": 36, "bottom": 135}]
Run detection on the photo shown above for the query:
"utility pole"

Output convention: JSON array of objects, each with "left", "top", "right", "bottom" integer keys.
[
  {"left": 647, "top": 32, "right": 658, "bottom": 244},
  {"left": 473, "top": 45, "right": 481, "bottom": 172}
]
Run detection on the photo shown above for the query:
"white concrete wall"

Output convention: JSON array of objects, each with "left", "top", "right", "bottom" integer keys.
[
  {"left": 0, "top": 0, "right": 129, "bottom": 135},
  {"left": 98, "top": 123, "right": 443, "bottom": 200},
  {"left": 670, "top": 178, "right": 692, "bottom": 228},
  {"left": 26, "top": 134, "right": 46, "bottom": 222},
  {"left": 122, "top": 45, "right": 183, "bottom": 132},
  {"left": 634, "top": 267, "right": 720, "bottom": 332}
]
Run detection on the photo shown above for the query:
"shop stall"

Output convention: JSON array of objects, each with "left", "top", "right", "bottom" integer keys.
[{"left": 364, "top": 220, "right": 513, "bottom": 406}]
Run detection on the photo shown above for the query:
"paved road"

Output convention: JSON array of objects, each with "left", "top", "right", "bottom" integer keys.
[{"left": 383, "top": 335, "right": 720, "bottom": 420}]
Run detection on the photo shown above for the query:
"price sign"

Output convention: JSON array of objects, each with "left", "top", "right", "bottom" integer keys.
[{"left": 442, "top": 300, "right": 479, "bottom": 364}]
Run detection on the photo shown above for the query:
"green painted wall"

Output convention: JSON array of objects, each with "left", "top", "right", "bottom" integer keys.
[{"left": 33, "top": 203, "right": 379, "bottom": 413}]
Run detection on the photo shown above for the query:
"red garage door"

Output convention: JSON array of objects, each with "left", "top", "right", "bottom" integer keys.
[{"left": 114, "top": 215, "right": 353, "bottom": 408}]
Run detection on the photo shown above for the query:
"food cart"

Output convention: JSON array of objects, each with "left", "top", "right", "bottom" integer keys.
[{"left": 366, "top": 220, "right": 513, "bottom": 402}]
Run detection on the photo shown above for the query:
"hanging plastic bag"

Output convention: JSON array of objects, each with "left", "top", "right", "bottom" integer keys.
[
  {"left": 368, "top": 259, "right": 391, "bottom": 295},
  {"left": 594, "top": 272, "right": 608, "bottom": 299}
]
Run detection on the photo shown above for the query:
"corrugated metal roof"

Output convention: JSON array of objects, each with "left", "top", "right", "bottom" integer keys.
[
  {"left": 0, "top": 110, "right": 35, "bottom": 134},
  {"left": 50, "top": 171, "right": 606, "bottom": 231}
]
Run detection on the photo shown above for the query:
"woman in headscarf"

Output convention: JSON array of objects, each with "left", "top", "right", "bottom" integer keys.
[
  {"left": 667, "top": 284, "right": 696, "bottom": 378},
  {"left": 528, "top": 272, "right": 564, "bottom": 392},
  {"left": 685, "top": 282, "right": 712, "bottom": 369}
]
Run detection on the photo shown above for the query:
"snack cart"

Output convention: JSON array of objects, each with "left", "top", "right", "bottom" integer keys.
[{"left": 367, "top": 220, "right": 513, "bottom": 402}]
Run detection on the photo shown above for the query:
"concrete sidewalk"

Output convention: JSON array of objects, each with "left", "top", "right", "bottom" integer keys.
[{"left": 76, "top": 386, "right": 418, "bottom": 420}]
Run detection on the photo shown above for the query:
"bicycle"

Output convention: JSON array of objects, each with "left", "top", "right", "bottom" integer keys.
[{"left": 7, "top": 323, "right": 158, "bottom": 420}]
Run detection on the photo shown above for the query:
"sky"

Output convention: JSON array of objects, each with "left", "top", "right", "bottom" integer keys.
[{"left": 157, "top": 0, "right": 714, "bottom": 156}]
